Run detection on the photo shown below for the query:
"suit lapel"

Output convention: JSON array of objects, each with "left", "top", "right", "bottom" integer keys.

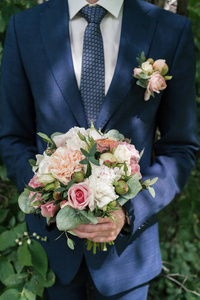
[
  {"left": 95, "top": 0, "right": 158, "bottom": 130},
  {"left": 40, "top": 0, "right": 88, "bottom": 128}
]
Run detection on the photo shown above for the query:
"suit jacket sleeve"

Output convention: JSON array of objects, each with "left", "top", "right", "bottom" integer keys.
[
  {"left": 0, "top": 15, "right": 37, "bottom": 192},
  {"left": 125, "top": 18, "right": 199, "bottom": 237}
]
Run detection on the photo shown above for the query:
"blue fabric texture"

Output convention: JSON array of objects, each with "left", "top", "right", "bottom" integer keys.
[
  {"left": 0, "top": 0, "right": 199, "bottom": 297},
  {"left": 80, "top": 6, "right": 106, "bottom": 126}
]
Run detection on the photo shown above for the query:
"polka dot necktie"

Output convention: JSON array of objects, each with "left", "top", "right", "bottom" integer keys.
[{"left": 80, "top": 6, "right": 107, "bottom": 127}]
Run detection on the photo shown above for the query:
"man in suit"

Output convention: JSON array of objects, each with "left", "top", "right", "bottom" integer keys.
[{"left": 0, "top": 0, "right": 199, "bottom": 299}]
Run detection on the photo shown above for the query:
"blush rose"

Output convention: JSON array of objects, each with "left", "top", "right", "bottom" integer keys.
[
  {"left": 41, "top": 201, "right": 59, "bottom": 218},
  {"left": 145, "top": 72, "right": 167, "bottom": 101},
  {"left": 28, "top": 174, "right": 44, "bottom": 208},
  {"left": 68, "top": 182, "right": 91, "bottom": 210}
]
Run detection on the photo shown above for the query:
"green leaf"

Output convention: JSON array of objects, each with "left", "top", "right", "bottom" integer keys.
[
  {"left": 43, "top": 268, "right": 56, "bottom": 288},
  {"left": 89, "top": 157, "right": 100, "bottom": 166},
  {"left": 17, "top": 241, "right": 33, "bottom": 266},
  {"left": 0, "top": 257, "right": 15, "bottom": 284},
  {"left": 86, "top": 162, "right": 92, "bottom": 177},
  {"left": 78, "top": 210, "right": 98, "bottom": 224},
  {"left": 122, "top": 173, "right": 142, "bottom": 200},
  {"left": 28, "top": 240, "right": 48, "bottom": 280},
  {"left": 67, "top": 238, "right": 75, "bottom": 250},
  {"left": 37, "top": 132, "right": 52, "bottom": 144},
  {"left": 23, "top": 284, "right": 37, "bottom": 300},
  {"left": 18, "top": 189, "right": 36, "bottom": 214},
  {"left": 89, "top": 143, "right": 97, "bottom": 156},
  {"left": 148, "top": 186, "right": 155, "bottom": 198},
  {"left": 56, "top": 206, "right": 91, "bottom": 231},
  {"left": 28, "top": 159, "right": 36, "bottom": 167},
  {"left": 80, "top": 148, "right": 89, "bottom": 157},
  {"left": 29, "top": 271, "right": 44, "bottom": 297},
  {"left": 0, "top": 209, "right": 9, "bottom": 224},
  {"left": 117, "top": 196, "right": 129, "bottom": 207},
  {"left": 3, "top": 273, "right": 27, "bottom": 287},
  {"left": 51, "top": 132, "right": 63, "bottom": 141},
  {"left": 79, "top": 158, "right": 88, "bottom": 165},
  {"left": 0, "top": 230, "right": 17, "bottom": 251},
  {"left": 138, "top": 73, "right": 151, "bottom": 80},
  {"left": 0, "top": 289, "right": 20, "bottom": 300},
  {"left": 136, "top": 80, "right": 147, "bottom": 89},
  {"left": 13, "top": 222, "right": 27, "bottom": 237}
]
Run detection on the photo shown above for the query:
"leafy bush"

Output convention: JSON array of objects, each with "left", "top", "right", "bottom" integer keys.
[{"left": 0, "top": 165, "right": 55, "bottom": 299}]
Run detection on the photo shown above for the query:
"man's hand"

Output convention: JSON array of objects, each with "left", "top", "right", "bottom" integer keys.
[{"left": 71, "top": 208, "right": 126, "bottom": 243}]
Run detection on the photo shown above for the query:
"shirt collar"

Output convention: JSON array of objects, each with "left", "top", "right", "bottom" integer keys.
[{"left": 68, "top": 0, "right": 124, "bottom": 20}]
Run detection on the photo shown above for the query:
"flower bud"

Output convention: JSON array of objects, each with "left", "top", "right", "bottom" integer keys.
[
  {"left": 108, "top": 200, "right": 117, "bottom": 208},
  {"left": 53, "top": 191, "right": 62, "bottom": 200},
  {"left": 114, "top": 180, "right": 129, "bottom": 195},
  {"left": 44, "top": 182, "right": 56, "bottom": 191},
  {"left": 37, "top": 174, "right": 55, "bottom": 184},
  {"left": 72, "top": 171, "right": 85, "bottom": 183},
  {"left": 153, "top": 59, "right": 168, "bottom": 75},
  {"left": 100, "top": 153, "right": 117, "bottom": 168},
  {"left": 103, "top": 205, "right": 108, "bottom": 212},
  {"left": 147, "top": 58, "right": 154, "bottom": 65}
]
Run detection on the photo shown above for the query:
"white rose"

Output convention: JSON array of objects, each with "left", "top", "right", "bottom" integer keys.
[
  {"left": 88, "top": 165, "right": 120, "bottom": 211},
  {"left": 53, "top": 127, "right": 87, "bottom": 150},
  {"left": 33, "top": 152, "right": 51, "bottom": 176},
  {"left": 141, "top": 61, "right": 153, "bottom": 75},
  {"left": 114, "top": 145, "right": 132, "bottom": 164}
]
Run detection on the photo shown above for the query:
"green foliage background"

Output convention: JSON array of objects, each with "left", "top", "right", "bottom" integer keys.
[{"left": 0, "top": 0, "right": 200, "bottom": 299}]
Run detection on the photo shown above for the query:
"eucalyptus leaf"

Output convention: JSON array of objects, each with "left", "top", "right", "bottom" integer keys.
[
  {"left": 89, "top": 143, "right": 97, "bottom": 156},
  {"left": 56, "top": 206, "right": 91, "bottom": 231},
  {"left": 89, "top": 157, "right": 100, "bottom": 166},
  {"left": 138, "top": 73, "right": 151, "bottom": 80},
  {"left": 18, "top": 190, "right": 36, "bottom": 214},
  {"left": 80, "top": 148, "right": 89, "bottom": 157},
  {"left": 122, "top": 173, "right": 142, "bottom": 200},
  {"left": 136, "top": 80, "right": 147, "bottom": 89}
]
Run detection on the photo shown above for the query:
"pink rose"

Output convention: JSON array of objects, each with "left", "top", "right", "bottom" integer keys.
[
  {"left": 41, "top": 201, "right": 59, "bottom": 218},
  {"left": 119, "top": 142, "right": 142, "bottom": 178},
  {"left": 153, "top": 59, "right": 168, "bottom": 75},
  {"left": 68, "top": 182, "right": 91, "bottom": 210},
  {"left": 28, "top": 174, "right": 44, "bottom": 208},
  {"left": 145, "top": 72, "right": 167, "bottom": 101},
  {"left": 133, "top": 67, "right": 142, "bottom": 77}
]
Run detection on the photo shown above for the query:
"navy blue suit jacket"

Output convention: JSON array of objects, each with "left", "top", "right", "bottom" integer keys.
[{"left": 0, "top": 0, "right": 199, "bottom": 296}]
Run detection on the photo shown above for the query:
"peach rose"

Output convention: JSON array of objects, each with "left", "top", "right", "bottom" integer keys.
[
  {"left": 145, "top": 72, "right": 167, "bottom": 101},
  {"left": 48, "top": 147, "right": 84, "bottom": 185},
  {"left": 95, "top": 139, "right": 118, "bottom": 153}
]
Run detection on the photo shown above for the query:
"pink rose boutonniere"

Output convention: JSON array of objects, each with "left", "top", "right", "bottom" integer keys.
[{"left": 133, "top": 52, "right": 172, "bottom": 101}]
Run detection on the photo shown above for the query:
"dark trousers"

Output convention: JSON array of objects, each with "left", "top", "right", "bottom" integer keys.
[{"left": 45, "top": 258, "right": 149, "bottom": 300}]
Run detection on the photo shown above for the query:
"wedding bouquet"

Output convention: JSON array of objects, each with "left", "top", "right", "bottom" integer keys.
[{"left": 18, "top": 126, "right": 157, "bottom": 253}]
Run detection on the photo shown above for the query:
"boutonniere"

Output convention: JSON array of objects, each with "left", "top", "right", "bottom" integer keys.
[{"left": 133, "top": 52, "right": 172, "bottom": 101}]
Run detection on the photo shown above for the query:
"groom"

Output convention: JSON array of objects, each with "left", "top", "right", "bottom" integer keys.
[{"left": 0, "top": 0, "right": 199, "bottom": 299}]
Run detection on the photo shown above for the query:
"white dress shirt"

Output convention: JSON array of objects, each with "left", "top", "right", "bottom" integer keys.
[{"left": 67, "top": 0, "right": 124, "bottom": 95}]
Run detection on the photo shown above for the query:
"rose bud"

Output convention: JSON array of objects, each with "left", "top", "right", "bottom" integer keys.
[
  {"left": 53, "top": 191, "right": 62, "bottom": 200},
  {"left": 147, "top": 58, "right": 154, "bottom": 65},
  {"left": 100, "top": 153, "right": 117, "bottom": 168},
  {"left": 108, "top": 200, "right": 117, "bottom": 208},
  {"left": 115, "top": 180, "right": 129, "bottom": 195},
  {"left": 37, "top": 174, "right": 55, "bottom": 184},
  {"left": 103, "top": 205, "right": 108, "bottom": 212},
  {"left": 153, "top": 59, "right": 168, "bottom": 76},
  {"left": 72, "top": 171, "right": 85, "bottom": 183},
  {"left": 44, "top": 182, "right": 56, "bottom": 191}
]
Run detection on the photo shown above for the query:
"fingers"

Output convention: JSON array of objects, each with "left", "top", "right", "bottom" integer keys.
[{"left": 70, "top": 208, "right": 126, "bottom": 242}]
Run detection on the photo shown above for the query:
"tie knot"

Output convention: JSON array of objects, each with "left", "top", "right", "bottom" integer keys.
[{"left": 80, "top": 6, "right": 107, "bottom": 25}]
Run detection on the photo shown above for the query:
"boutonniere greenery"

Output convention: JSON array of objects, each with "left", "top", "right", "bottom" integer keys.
[{"left": 133, "top": 52, "right": 172, "bottom": 101}]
